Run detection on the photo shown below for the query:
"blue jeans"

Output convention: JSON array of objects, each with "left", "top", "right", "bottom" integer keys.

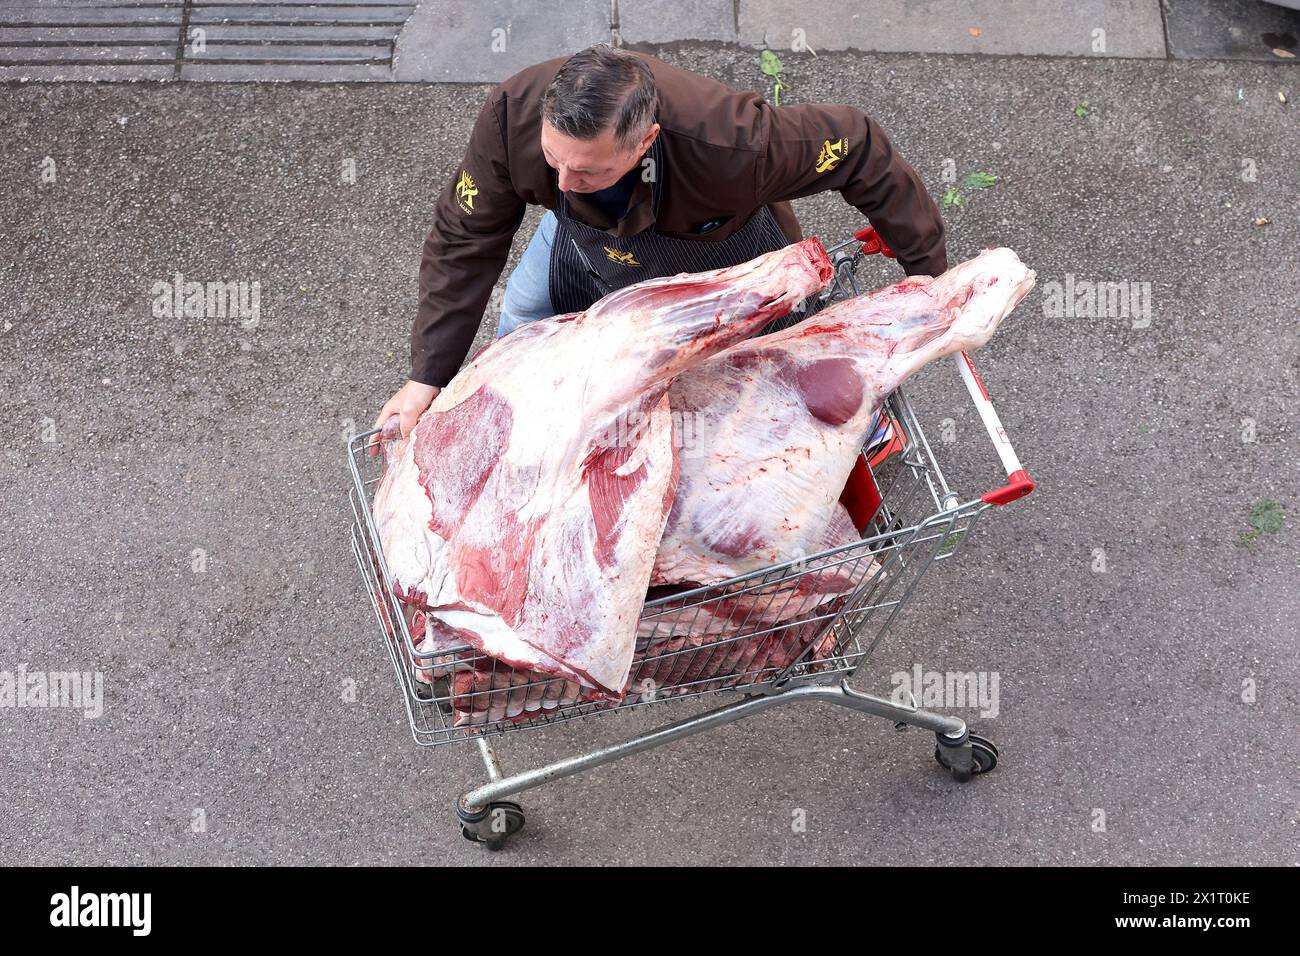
[{"left": 496, "top": 211, "right": 559, "bottom": 338}]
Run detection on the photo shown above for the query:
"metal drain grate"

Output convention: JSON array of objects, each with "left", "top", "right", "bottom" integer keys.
[
  {"left": 182, "top": 1, "right": 416, "bottom": 80},
  {"left": 0, "top": 1, "right": 418, "bottom": 81},
  {"left": 0, "top": 1, "right": 182, "bottom": 80}
]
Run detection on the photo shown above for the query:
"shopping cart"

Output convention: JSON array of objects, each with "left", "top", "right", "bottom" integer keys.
[{"left": 347, "top": 226, "right": 1035, "bottom": 850}]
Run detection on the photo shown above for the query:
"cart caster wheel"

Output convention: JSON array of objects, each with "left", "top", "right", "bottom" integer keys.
[
  {"left": 933, "top": 733, "right": 998, "bottom": 782},
  {"left": 459, "top": 800, "right": 525, "bottom": 850}
]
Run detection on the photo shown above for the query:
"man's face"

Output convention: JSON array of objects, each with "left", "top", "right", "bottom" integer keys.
[{"left": 541, "top": 122, "right": 658, "bottom": 194}]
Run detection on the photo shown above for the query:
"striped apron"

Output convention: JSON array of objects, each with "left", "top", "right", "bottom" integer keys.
[{"left": 547, "top": 133, "right": 793, "bottom": 315}]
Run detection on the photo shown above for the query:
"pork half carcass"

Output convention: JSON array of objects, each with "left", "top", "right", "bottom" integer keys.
[
  {"left": 371, "top": 238, "right": 834, "bottom": 699},
  {"left": 653, "top": 247, "right": 1036, "bottom": 588}
]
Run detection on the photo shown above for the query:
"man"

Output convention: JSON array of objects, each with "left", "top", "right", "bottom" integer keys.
[{"left": 372, "top": 44, "right": 947, "bottom": 439}]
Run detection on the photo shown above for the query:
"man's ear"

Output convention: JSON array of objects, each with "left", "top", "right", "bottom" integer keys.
[{"left": 637, "top": 123, "right": 660, "bottom": 155}]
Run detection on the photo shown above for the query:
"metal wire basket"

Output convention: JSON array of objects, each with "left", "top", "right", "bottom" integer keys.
[{"left": 346, "top": 229, "right": 1034, "bottom": 847}]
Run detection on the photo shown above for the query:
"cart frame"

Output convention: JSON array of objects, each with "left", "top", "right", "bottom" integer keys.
[{"left": 347, "top": 229, "right": 1034, "bottom": 849}]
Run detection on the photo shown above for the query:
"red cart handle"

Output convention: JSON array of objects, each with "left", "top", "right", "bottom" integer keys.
[
  {"left": 982, "top": 468, "right": 1035, "bottom": 506},
  {"left": 855, "top": 225, "right": 897, "bottom": 259}
]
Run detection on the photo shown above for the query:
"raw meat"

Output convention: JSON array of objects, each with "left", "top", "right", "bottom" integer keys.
[
  {"left": 372, "top": 238, "right": 834, "bottom": 699},
  {"left": 449, "top": 668, "right": 583, "bottom": 725},
  {"left": 653, "top": 247, "right": 1036, "bottom": 587},
  {"left": 433, "top": 502, "right": 881, "bottom": 727},
  {"left": 627, "top": 502, "right": 878, "bottom": 699}
]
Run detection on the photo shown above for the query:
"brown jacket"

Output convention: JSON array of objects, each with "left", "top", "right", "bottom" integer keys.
[{"left": 413, "top": 51, "right": 948, "bottom": 386}]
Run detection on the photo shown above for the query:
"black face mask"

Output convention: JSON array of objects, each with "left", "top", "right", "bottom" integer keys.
[{"left": 572, "top": 165, "right": 641, "bottom": 221}]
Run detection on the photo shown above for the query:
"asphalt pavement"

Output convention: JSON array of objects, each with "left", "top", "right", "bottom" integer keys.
[{"left": 0, "top": 43, "right": 1297, "bottom": 865}]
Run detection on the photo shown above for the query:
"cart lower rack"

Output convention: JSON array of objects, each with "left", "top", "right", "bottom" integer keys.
[{"left": 347, "top": 229, "right": 1034, "bottom": 849}]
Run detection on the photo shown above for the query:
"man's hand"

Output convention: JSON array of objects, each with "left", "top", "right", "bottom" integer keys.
[{"left": 369, "top": 380, "right": 439, "bottom": 455}]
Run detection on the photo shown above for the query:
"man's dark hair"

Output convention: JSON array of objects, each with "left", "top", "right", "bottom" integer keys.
[{"left": 541, "top": 45, "right": 657, "bottom": 151}]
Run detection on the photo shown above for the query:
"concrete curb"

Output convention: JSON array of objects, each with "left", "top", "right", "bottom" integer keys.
[{"left": 0, "top": 0, "right": 1296, "bottom": 82}]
